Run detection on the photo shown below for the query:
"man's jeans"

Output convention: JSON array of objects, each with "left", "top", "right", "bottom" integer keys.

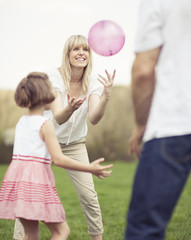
[{"left": 125, "top": 135, "right": 191, "bottom": 240}]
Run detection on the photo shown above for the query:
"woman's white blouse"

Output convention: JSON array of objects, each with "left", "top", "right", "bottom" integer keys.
[{"left": 44, "top": 68, "right": 103, "bottom": 144}]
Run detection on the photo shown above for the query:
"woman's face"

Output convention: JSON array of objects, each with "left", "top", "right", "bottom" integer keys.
[{"left": 69, "top": 45, "right": 90, "bottom": 69}]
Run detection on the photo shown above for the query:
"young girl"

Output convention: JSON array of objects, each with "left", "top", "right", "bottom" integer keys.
[{"left": 0, "top": 72, "right": 113, "bottom": 240}]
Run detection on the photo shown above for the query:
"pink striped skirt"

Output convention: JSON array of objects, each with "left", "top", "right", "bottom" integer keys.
[{"left": 0, "top": 155, "right": 65, "bottom": 223}]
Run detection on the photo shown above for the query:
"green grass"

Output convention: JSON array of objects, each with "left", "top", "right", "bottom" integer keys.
[{"left": 0, "top": 161, "right": 191, "bottom": 239}]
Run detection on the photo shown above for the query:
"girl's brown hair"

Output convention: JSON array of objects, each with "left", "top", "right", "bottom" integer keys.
[{"left": 14, "top": 72, "right": 55, "bottom": 109}]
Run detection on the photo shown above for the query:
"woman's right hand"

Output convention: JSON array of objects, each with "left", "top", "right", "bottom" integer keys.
[
  {"left": 67, "top": 92, "right": 86, "bottom": 112},
  {"left": 51, "top": 92, "right": 86, "bottom": 125},
  {"left": 90, "top": 158, "right": 113, "bottom": 179}
]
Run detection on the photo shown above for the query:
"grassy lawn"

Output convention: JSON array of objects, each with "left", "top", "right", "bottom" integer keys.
[{"left": 0, "top": 161, "right": 191, "bottom": 239}]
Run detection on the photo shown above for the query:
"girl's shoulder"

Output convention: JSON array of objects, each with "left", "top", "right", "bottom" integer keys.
[{"left": 17, "top": 115, "right": 48, "bottom": 129}]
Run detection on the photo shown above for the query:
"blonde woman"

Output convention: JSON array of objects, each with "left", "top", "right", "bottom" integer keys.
[{"left": 14, "top": 35, "right": 115, "bottom": 240}]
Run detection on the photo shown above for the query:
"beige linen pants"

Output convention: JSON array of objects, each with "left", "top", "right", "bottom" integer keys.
[
  {"left": 13, "top": 137, "right": 103, "bottom": 239},
  {"left": 60, "top": 137, "right": 103, "bottom": 235}
]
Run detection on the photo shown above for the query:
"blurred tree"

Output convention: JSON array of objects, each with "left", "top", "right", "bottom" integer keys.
[
  {"left": 0, "top": 90, "right": 26, "bottom": 135},
  {"left": 0, "top": 90, "right": 26, "bottom": 163}
]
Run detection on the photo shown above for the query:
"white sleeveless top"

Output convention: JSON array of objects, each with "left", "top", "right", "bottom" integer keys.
[{"left": 13, "top": 115, "right": 50, "bottom": 161}]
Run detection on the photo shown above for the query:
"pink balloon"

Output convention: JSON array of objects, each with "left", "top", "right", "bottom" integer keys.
[{"left": 88, "top": 20, "right": 125, "bottom": 56}]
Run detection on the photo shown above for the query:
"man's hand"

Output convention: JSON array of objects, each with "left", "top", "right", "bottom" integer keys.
[{"left": 129, "top": 125, "right": 146, "bottom": 158}]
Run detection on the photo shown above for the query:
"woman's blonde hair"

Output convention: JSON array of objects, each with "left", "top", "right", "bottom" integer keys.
[{"left": 59, "top": 35, "right": 93, "bottom": 95}]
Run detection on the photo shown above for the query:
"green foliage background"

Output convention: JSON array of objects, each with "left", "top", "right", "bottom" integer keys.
[{"left": 0, "top": 86, "right": 135, "bottom": 163}]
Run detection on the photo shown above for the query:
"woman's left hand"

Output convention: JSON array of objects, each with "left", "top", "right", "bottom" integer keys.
[{"left": 97, "top": 69, "right": 116, "bottom": 99}]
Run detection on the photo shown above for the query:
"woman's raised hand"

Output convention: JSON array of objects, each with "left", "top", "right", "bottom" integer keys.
[
  {"left": 97, "top": 69, "right": 116, "bottom": 99},
  {"left": 67, "top": 92, "right": 86, "bottom": 111},
  {"left": 90, "top": 158, "right": 113, "bottom": 179}
]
